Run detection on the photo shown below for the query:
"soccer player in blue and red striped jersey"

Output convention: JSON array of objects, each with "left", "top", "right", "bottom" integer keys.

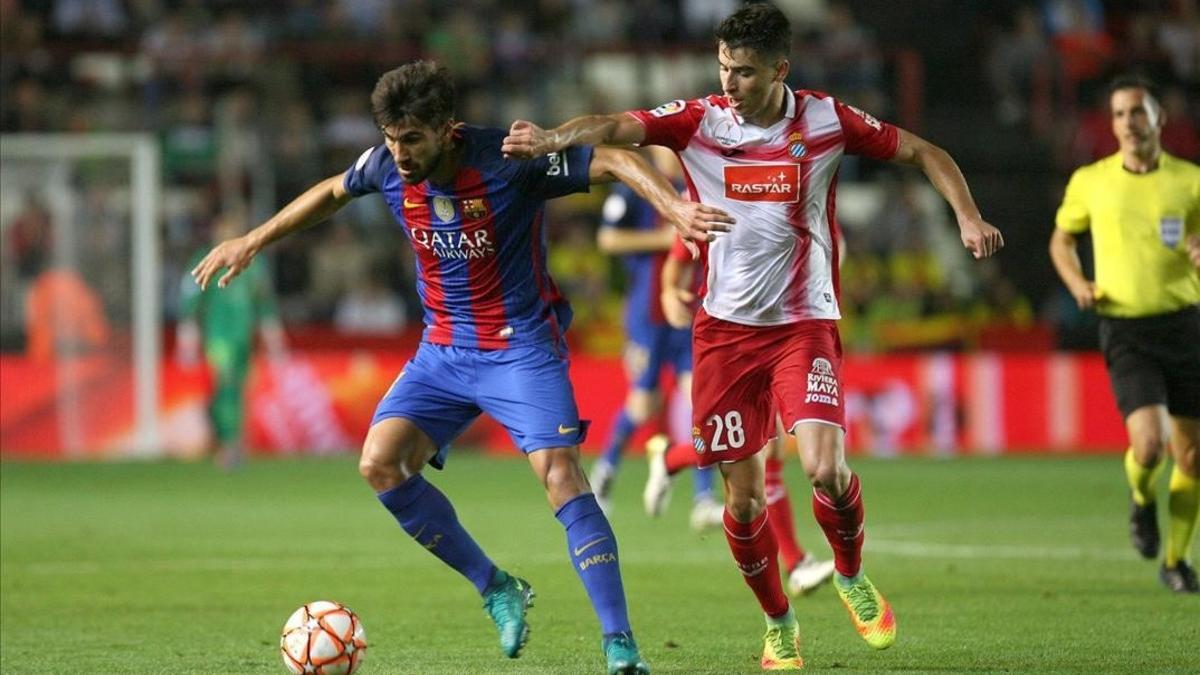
[{"left": 192, "top": 61, "right": 732, "bottom": 675}]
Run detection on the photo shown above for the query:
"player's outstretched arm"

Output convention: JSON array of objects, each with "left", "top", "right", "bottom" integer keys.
[
  {"left": 891, "top": 129, "right": 1004, "bottom": 259},
  {"left": 1048, "top": 228, "right": 1098, "bottom": 309},
  {"left": 589, "top": 146, "right": 734, "bottom": 249},
  {"left": 192, "top": 175, "right": 352, "bottom": 290},
  {"left": 502, "top": 114, "right": 646, "bottom": 159}
]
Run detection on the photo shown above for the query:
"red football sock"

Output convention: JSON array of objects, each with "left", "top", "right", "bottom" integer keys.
[
  {"left": 764, "top": 456, "right": 805, "bottom": 571},
  {"left": 664, "top": 441, "right": 695, "bottom": 476},
  {"left": 723, "top": 508, "right": 789, "bottom": 617},
  {"left": 812, "top": 473, "right": 864, "bottom": 578}
]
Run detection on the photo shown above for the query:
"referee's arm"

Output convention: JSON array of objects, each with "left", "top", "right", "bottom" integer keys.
[{"left": 1049, "top": 228, "right": 1098, "bottom": 310}]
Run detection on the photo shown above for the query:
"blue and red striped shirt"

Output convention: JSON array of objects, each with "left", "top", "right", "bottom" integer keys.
[{"left": 344, "top": 125, "right": 593, "bottom": 349}]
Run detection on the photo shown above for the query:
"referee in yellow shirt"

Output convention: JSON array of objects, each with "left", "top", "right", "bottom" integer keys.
[{"left": 1050, "top": 75, "right": 1200, "bottom": 593}]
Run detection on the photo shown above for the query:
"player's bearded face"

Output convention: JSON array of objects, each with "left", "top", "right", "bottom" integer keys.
[
  {"left": 717, "top": 43, "right": 786, "bottom": 124},
  {"left": 382, "top": 121, "right": 454, "bottom": 185}
]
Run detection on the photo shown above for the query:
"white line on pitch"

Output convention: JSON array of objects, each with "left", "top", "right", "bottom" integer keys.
[{"left": 867, "top": 538, "right": 1136, "bottom": 561}]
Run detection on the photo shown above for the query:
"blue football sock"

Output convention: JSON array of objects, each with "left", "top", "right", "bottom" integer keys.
[
  {"left": 556, "top": 493, "right": 632, "bottom": 635},
  {"left": 377, "top": 474, "right": 496, "bottom": 594},
  {"left": 601, "top": 411, "right": 636, "bottom": 467},
  {"left": 692, "top": 465, "right": 715, "bottom": 501}
]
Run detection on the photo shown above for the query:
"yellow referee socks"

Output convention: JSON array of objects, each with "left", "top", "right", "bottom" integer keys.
[
  {"left": 1165, "top": 466, "right": 1198, "bottom": 567},
  {"left": 1124, "top": 448, "right": 1165, "bottom": 506}
]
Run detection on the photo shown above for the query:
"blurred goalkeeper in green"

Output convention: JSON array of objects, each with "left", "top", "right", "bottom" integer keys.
[{"left": 177, "top": 210, "right": 286, "bottom": 468}]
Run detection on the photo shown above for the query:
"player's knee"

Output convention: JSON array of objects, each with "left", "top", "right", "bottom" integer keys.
[
  {"left": 358, "top": 454, "right": 404, "bottom": 492},
  {"left": 804, "top": 460, "right": 847, "bottom": 495},
  {"left": 1129, "top": 430, "right": 1168, "bottom": 461},
  {"left": 724, "top": 491, "right": 765, "bottom": 523}
]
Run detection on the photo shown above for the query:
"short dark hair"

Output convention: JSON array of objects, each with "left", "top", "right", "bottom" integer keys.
[
  {"left": 715, "top": 2, "right": 791, "bottom": 62},
  {"left": 371, "top": 61, "right": 456, "bottom": 130},
  {"left": 1107, "top": 73, "right": 1159, "bottom": 101}
]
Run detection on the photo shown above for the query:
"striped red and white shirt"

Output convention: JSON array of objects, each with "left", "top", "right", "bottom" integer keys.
[{"left": 630, "top": 90, "right": 899, "bottom": 326}]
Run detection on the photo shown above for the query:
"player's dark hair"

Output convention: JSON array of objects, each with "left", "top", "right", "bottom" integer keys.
[
  {"left": 715, "top": 2, "right": 792, "bottom": 62},
  {"left": 371, "top": 61, "right": 456, "bottom": 130},
  {"left": 1107, "top": 73, "right": 1159, "bottom": 101}
]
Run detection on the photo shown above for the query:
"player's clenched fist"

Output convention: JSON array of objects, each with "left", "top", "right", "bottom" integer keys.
[
  {"left": 958, "top": 215, "right": 1004, "bottom": 259},
  {"left": 192, "top": 236, "right": 259, "bottom": 290}
]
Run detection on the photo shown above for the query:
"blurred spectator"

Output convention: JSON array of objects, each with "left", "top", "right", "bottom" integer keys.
[
  {"left": 986, "top": 4, "right": 1054, "bottom": 127},
  {"left": 161, "top": 89, "right": 217, "bottom": 185},
  {"left": 1157, "top": 0, "right": 1199, "bottom": 84},
  {"left": 1043, "top": 0, "right": 1114, "bottom": 87},
  {"left": 681, "top": 0, "right": 738, "bottom": 41},
  {"left": 334, "top": 275, "right": 408, "bottom": 335},
  {"left": 308, "top": 221, "right": 371, "bottom": 320},
  {"left": 1, "top": 77, "right": 51, "bottom": 132},
  {"left": 52, "top": 0, "right": 127, "bottom": 38},
  {"left": 1159, "top": 86, "right": 1200, "bottom": 159},
  {"left": 6, "top": 194, "right": 53, "bottom": 280}
]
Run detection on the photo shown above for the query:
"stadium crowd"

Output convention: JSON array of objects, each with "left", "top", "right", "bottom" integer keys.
[{"left": 1, "top": 0, "right": 1197, "bottom": 353}]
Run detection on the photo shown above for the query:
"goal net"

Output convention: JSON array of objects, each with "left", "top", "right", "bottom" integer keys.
[{"left": 0, "top": 134, "right": 161, "bottom": 457}]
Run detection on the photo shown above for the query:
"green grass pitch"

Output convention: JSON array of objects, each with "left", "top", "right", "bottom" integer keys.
[{"left": 1, "top": 454, "right": 1194, "bottom": 673}]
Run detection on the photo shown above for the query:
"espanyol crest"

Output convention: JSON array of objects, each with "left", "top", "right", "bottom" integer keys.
[
  {"left": 787, "top": 131, "right": 806, "bottom": 159},
  {"left": 433, "top": 196, "right": 455, "bottom": 222},
  {"left": 1160, "top": 216, "right": 1183, "bottom": 248}
]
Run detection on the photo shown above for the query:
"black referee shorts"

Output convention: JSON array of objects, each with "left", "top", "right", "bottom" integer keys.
[{"left": 1099, "top": 305, "right": 1200, "bottom": 419}]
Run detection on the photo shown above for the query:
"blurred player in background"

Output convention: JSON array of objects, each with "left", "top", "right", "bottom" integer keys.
[
  {"left": 652, "top": 238, "right": 836, "bottom": 596},
  {"left": 504, "top": 3, "right": 1003, "bottom": 668},
  {"left": 177, "top": 209, "right": 286, "bottom": 469},
  {"left": 1050, "top": 74, "right": 1199, "bottom": 594},
  {"left": 589, "top": 145, "right": 723, "bottom": 530},
  {"left": 192, "top": 61, "right": 731, "bottom": 673}
]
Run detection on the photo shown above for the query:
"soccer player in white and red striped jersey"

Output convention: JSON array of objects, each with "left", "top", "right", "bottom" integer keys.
[{"left": 504, "top": 3, "right": 1003, "bottom": 670}]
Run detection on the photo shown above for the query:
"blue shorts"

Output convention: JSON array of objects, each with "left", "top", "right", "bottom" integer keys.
[
  {"left": 624, "top": 324, "right": 692, "bottom": 391},
  {"left": 372, "top": 342, "right": 590, "bottom": 469}
]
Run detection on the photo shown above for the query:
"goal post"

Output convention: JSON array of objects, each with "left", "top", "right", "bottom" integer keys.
[{"left": 1, "top": 133, "right": 161, "bottom": 456}]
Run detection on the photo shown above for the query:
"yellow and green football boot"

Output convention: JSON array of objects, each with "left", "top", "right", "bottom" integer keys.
[{"left": 834, "top": 573, "right": 895, "bottom": 650}]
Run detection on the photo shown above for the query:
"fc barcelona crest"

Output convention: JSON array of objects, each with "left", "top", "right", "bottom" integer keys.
[
  {"left": 433, "top": 196, "right": 455, "bottom": 222},
  {"left": 1160, "top": 216, "right": 1183, "bottom": 248},
  {"left": 462, "top": 198, "right": 488, "bottom": 220}
]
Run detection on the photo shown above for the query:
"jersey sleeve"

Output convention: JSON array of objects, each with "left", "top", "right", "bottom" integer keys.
[
  {"left": 343, "top": 144, "right": 391, "bottom": 197},
  {"left": 1055, "top": 170, "right": 1091, "bottom": 233},
  {"left": 627, "top": 99, "right": 705, "bottom": 151},
  {"left": 511, "top": 145, "right": 594, "bottom": 200},
  {"left": 834, "top": 99, "right": 900, "bottom": 160}
]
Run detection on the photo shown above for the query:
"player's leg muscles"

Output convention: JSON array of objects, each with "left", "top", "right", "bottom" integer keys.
[
  {"left": 793, "top": 421, "right": 851, "bottom": 499},
  {"left": 532, "top": 446, "right": 636, "bottom": 638},
  {"left": 528, "top": 445, "right": 592, "bottom": 509},
  {"left": 720, "top": 456, "right": 789, "bottom": 617},
  {"left": 359, "top": 417, "right": 437, "bottom": 491},
  {"left": 363, "top": 418, "right": 498, "bottom": 594},
  {"left": 1165, "top": 416, "right": 1199, "bottom": 569},
  {"left": 1127, "top": 405, "right": 1171, "bottom": 468}
]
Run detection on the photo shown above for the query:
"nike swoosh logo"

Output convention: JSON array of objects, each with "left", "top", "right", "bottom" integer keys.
[
  {"left": 403, "top": 198, "right": 422, "bottom": 208},
  {"left": 573, "top": 536, "right": 609, "bottom": 557},
  {"left": 558, "top": 424, "right": 579, "bottom": 435}
]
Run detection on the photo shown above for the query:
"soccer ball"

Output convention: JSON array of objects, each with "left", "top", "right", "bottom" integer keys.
[{"left": 280, "top": 601, "right": 368, "bottom": 675}]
